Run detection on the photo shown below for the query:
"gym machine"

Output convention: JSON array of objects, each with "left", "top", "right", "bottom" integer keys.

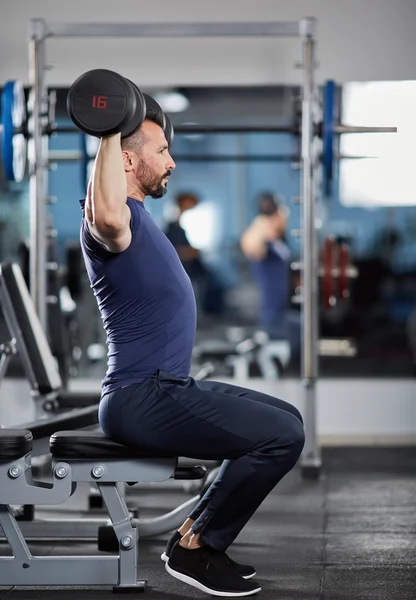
[{"left": 0, "top": 17, "right": 397, "bottom": 482}]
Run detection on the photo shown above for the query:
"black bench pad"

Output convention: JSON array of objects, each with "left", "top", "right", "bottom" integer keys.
[
  {"left": 50, "top": 430, "right": 177, "bottom": 459},
  {"left": 0, "top": 429, "right": 33, "bottom": 461},
  {"left": 49, "top": 431, "right": 207, "bottom": 480}
]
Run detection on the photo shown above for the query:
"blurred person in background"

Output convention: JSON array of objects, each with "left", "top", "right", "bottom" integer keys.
[
  {"left": 165, "top": 192, "right": 225, "bottom": 316},
  {"left": 240, "top": 192, "right": 301, "bottom": 355}
]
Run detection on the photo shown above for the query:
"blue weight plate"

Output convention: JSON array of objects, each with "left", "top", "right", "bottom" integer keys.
[
  {"left": 322, "top": 80, "right": 335, "bottom": 196},
  {"left": 1, "top": 80, "right": 27, "bottom": 182}
]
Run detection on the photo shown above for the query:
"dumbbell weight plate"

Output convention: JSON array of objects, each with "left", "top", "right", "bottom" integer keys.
[
  {"left": 142, "top": 92, "right": 166, "bottom": 130},
  {"left": 67, "top": 69, "right": 146, "bottom": 138},
  {"left": 139, "top": 90, "right": 175, "bottom": 146},
  {"left": 1, "top": 80, "right": 27, "bottom": 182},
  {"left": 122, "top": 78, "right": 146, "bottom": 138},
  {"left": 128, "top": 86, "right": 175, "bottom": 146},
  {"left": 164, "top": 113, "right": 175, "bottom": 147}
]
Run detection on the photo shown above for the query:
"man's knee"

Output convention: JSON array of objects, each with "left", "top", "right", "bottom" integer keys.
[
  {"left": 281, "top": 413, "right": 305, "bottom": 463},
  {"left": 289, "top": 405, "right": 304, "bottom": 427}
]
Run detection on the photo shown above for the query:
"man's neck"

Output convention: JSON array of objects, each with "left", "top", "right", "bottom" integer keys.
[{"left": 127, "top": 186, "right": 145, "bottom": 202}]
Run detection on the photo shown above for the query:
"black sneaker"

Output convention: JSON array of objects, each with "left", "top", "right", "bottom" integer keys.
[
  {"left": 165, "top": 542, "right": 261, "bottom": 597},
  {"left": 161, "top": 530, "right": 181, "bottom": 563},
  {"left": 210, "top": 547, "right": 257, "bottom": 580},
  {"left": 161, "top": 530, "right": 256, "bottom": 579}
]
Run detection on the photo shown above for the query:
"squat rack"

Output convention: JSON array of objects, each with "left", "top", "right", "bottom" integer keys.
[{"left": 28, "top": 17, "right": 321, "bottom": 476}]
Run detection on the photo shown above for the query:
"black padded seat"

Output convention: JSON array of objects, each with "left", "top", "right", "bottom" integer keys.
[
  {"left": 50, "top": 430, "right": 177, "bottom": 459},
  {"left": 0, "top": 429, "right": 32, "bottom": 461},
  {"left": 49, "top": 431, "right": 208, "bottom": 480}
]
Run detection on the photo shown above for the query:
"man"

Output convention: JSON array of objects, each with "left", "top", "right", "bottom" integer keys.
[
  {"left": 164, "top": 192, "right": 225, "bottom": 315},
  {"left": 240, "top": 193, "right": 301, "bottom": 356},
  {"left": 80, "top": 117, "right": 304, "bottom": 597}
]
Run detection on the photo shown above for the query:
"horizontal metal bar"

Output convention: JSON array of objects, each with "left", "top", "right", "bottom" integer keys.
[
  {"left": 45, "top": 21, "right": 302, "bottom": 39},
  {"left": 48, "top": 150, "right": 298, "bottom": 163},
  {"left": 168, "top": 154, "right": 298, "bottom": 162},
  {"left": 48, "top": 150, "right": 375, "bottom": 165},
  {"left": 178, "top": 125, "right": 295, "bottom": 134},
  {"left": 49, "top": 150, "right": 82, "bottom": 161},
  {"left": 334, "top": 124, "right": 397, "bottom": 134},
  {"left": 53, "top": 124, "right": 295, "bottom": 135}
]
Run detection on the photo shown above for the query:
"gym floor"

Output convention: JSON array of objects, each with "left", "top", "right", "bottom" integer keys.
[{"left": 0, "top": 446, "right": 415, "bottom": 599}]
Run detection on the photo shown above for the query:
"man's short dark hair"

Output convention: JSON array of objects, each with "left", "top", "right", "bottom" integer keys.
[{"left": 120, "top": 117, "right": 158, "bottom": 153}]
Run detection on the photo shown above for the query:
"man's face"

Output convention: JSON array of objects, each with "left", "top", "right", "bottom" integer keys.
[{"left": 128, "top": 120, "right": 176, "bottom": 199}]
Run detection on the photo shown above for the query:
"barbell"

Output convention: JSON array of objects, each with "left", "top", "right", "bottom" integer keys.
[{"left": 0, "top": 73, "right": 397, "bottom": 193}]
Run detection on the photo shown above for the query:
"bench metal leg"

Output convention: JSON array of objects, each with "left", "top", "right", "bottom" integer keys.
[
  {"left": 0, "top": 504, "right": 33, "bottom": 562},
  {"left": 0, "top": 490, "right": 146, "bottom": 590},
  {"left": 0, "top": 503, "right": 118, "bottom": 585},
  {"left": 98, "top": 482, "right": 146, "bottom": 591}
]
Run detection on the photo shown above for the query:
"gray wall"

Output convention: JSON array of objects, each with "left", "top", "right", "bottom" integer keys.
[{"left": 1, "top": 0, "right": 415, "bottom": 87}]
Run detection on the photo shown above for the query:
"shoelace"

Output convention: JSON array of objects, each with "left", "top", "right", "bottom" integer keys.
[{"left": 204, "top": 549, "right": 238, "bottom": 573}]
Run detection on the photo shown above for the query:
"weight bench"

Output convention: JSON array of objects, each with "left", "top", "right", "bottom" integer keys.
[
  {"left": 0, "top": 261, "right": 100, "bottom": 413},
  {"left": 0, "top": 428, "right": 205, "bottom": 590}
]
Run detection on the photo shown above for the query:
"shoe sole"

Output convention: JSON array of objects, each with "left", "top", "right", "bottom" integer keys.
[
  {"left": 165, "top": 562, "right": 261, "bottom": 597},
  {"left": 161, "top": 552, "right": 256, "bottom": 580}
]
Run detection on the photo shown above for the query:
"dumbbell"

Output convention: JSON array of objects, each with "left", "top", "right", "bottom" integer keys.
[{"left": 67, "top": 69, "right": 174, "bottom": 144}]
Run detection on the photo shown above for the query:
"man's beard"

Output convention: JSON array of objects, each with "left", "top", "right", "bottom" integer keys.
[{"left": 137, "top": 159, "right": 170, "bottom": 199}]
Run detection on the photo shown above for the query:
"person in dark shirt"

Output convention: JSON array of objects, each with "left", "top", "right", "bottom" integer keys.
[
  {"left": 240, "top": 193, "right": 301, "bottom": 355},
  {"left": 164, "top": 192, "right": 225, "bottom": 315},
  {"left": 80, "top": 111, "right": 304, "bottom": 597},
  {"left": 164, "top": 192, "right": 200, "bottom": 271}
]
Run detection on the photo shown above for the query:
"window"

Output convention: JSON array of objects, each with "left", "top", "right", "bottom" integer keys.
[
  {"left": 339, "top": 81, "right": 415, "bottom": 207},
  {"left": 180, "top": 202, "right": 221, "bottom": 251}
]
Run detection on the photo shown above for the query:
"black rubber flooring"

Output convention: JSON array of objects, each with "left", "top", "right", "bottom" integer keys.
[{"left": 0, "top": 446, "right": 415, "bottom": 599}]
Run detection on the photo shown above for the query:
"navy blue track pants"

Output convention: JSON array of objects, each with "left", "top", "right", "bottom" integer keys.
[{"left": 99, "top": 370, "right": 305, "bottom": 551}]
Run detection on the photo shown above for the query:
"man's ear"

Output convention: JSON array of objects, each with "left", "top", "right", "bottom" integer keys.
[{"left": 122, "top": 150, "right": 134, "bottom": 172}]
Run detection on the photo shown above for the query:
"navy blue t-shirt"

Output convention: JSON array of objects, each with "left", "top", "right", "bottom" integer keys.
[{"left": 79, "top": 197, "right": 197, "bottom": 393}]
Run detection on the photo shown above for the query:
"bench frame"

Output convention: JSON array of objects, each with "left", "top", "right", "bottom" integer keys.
[{"left": 0, "top": 434, "right": 180, "bottom": 590}]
